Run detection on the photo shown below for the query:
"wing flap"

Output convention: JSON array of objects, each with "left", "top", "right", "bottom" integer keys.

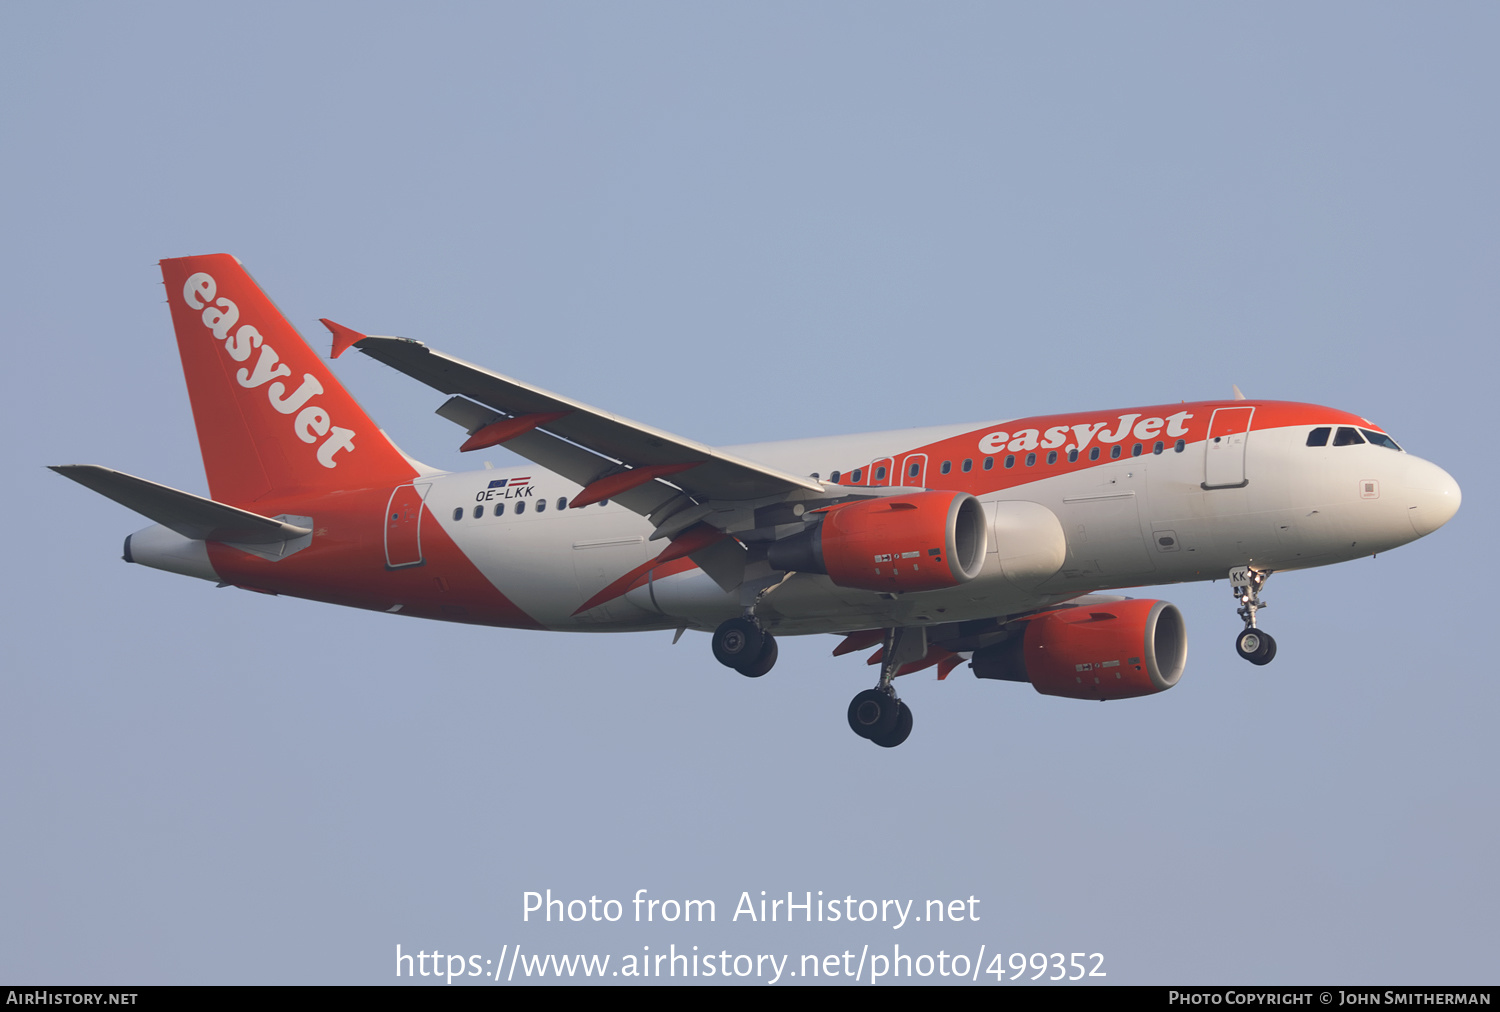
[{"left": 50, "top": 465, "right": 311, "bottom": 544}]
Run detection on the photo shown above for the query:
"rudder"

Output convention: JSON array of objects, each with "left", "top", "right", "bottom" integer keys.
[{"left": 160, "top": 254, "right": 417, "bottom": 505}]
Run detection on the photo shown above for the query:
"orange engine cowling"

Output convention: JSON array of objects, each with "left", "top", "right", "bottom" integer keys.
[
  {"left": 767, "top": 490, "right": 988, "bottom": 593},
  {"left": 971, "top": 599, "right": 1187, "bottom": 700}
]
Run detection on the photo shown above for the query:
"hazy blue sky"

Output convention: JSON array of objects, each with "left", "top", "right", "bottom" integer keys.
[{"left": 2, "top": 2, "right": 1495, "bottom": 984}]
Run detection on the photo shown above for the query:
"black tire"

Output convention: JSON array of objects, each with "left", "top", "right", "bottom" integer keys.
[
  {"left": 847, "top": 689, "right": 898, "bottom": 739},
  {"left": 870, "top": 701, "right": 913, "bottom": 748},
  {"left": 1235, "top": 629, "right": 1267, "bottom": 663},
  {"left": 712, "top": 617, "right": 764, "bottom": 670},
  {"left": 1249, "top": 632, "right": 1277, "bottom": 666},
  {"left": 736, "top": 633, "right": 778, "bottom": 678}
]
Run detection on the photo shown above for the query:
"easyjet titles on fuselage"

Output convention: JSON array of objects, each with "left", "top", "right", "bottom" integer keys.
[{"left": 975, "top": 410, "right": 1194, "bottom": 456}]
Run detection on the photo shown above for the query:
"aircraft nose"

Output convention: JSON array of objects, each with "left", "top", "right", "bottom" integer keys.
[{"left": 1403, "top": 458, "right": 1461, "bottom": 537}]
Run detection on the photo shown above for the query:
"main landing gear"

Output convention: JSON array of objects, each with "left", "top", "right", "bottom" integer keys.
[
  {"left": 846, "top": 628, "right": 917, "bottom": 748},
  {"left": 1230, "top": 566, "right": 1277, "bottom": 665},
  {"left": 712, "top": 616, "right": 778, "bottom": 678}
]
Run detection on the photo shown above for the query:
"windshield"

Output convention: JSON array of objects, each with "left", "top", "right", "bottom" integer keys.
[{"left": 1360, "top": 428, "right": 1402, "bottom": 451}]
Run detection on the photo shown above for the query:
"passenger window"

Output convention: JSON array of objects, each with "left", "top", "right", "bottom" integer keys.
[
  {"left": 1067, "top": 449, "right": 1078, "bottom": 463},
  {"left": 851, "top": 469, "right": 863, "bottom": 483},
  {"left": 557, "top": 497, "right": 568, "bottom": 509},
  {"left": 1307, "top": 427, "right": 1331, "bottom": 447},
  {"left": 494, "top": 502, "right": 505, "bottom": 517},
  {"left": 1004, "top": 455, "right": 1015, "bottom": 469},
  {"left": 983, "top": 457, "right": 994, "bottom": 470},
  {"left": 940, "top": 461, "right": 951, "bottom": 475},
  {"left": 1152, "top": 441, "right": 1163, "bottom": 455},
  {"left": 1046, "top": 450, "right": 1057, "bottom": 464},
  {"left": 908, "top": 463, "right": 920, "bottom": 478},
  {"left": 830, "top": 471, "right": 841, "bottom": 483},
  {"left": 961, "top": 458, "right": 973, "bottom": 472},
  {"left": 875, "top": 465, "right": 887, "bottom": 481},
  {"left": 1110, "top": 445, "right": 1122, "bottom": 459},
  {"left": 598, "top": 499, "right": 609, "bottom": 507},
  {"left": 1025, "top": 452, "right": 1036, "bottom": 467},
  {"left": 536, "top": 499, "right": 547, "bottom": 513},
  {"left": 473, "top": 505, "right": 484, "bottom": 519},
  {"left": 1131, "top": 443, "right": 1143, "bottom": 457},
  {"left": 1089, "top": 447, "right": 1100, "bottom": 461},
  {"left": 1333, "top": 427, "right": 1365, "bottom": 447},
  {"left": 452, "top": 507, "right": 464, "bottom": 521},
  {"left": 515, "top": 500, "right": 526, "bottom": 514},
  {"left": 1361, "top": 428, "right": 1402, "bottom": 451},
  {"left": 1174, "top": 439, "right": 1185, "bottom": 453}
]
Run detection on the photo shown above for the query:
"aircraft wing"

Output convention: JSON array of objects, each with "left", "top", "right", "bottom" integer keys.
[{"left": 327, "top": 325, "right": 824, "bottom": 509}]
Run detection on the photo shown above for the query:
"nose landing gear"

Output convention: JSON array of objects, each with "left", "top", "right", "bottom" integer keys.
[{"left": 1230, "top": 566, "right": 1277, "bottom": 665}]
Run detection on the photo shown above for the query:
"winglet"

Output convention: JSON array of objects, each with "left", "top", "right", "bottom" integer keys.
[{"left": 320, "top": 318, "right": 368, "bottom": 359}]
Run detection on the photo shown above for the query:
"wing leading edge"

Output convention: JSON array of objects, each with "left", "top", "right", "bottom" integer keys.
[{"left": 323, "top": 324, "right": 823, "bottom": 513}]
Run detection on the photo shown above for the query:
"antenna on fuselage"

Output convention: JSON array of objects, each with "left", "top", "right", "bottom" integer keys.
[{"left": 1232, "top": 384, "right": 1246, "bottom": 400}]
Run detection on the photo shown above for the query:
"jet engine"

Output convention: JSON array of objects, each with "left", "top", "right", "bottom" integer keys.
[
  {"left": 768, "top": 490, "right": 987, "bottom": 593},
  {"left": 971, "top": 598, "right": 1187, "bottom": 700}
]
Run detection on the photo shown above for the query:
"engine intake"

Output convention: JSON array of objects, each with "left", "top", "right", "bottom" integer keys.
[{"left": 768, "top": 490, "right": 987, "bottom": 593}]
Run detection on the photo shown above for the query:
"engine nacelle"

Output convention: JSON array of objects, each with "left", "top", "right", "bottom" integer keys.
[
  {"left": 971, "top": 598, "right": 1187, "bottom": 700},
  {"left": 768, "top": 490, "right": 988, "bottom": 593}
]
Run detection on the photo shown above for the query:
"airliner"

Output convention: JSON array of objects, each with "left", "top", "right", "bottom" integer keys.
[{"left": 53, "top": 255, "right": 1462, "bottom": 747}]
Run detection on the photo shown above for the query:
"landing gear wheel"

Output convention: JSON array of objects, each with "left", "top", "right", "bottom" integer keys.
[
  {"left": 870, "top": 701, "right": 913, "bottom": 748},
  {"left": 1235, "top": 629, "right": 1277, "bottom": 665},
  {"left": 735, "top": 633, "right": 778, "bottom": 678},
  {"left": 712, "top": 617, "right": 765, "bottom": 670},
  {"left": 1251, "top": 632, "right": 1276, "bottom": 665},
  {"left": 847, "top": 688, "right": 899, "bottom": 739}
]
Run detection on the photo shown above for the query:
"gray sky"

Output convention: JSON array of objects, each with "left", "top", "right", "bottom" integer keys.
[{"left": 2, "top": 2, "right": 1495, "bottom": 984}]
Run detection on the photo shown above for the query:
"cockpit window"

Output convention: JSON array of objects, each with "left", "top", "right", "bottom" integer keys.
[
  {"left": 1306, "top": 427, "right": 1330, "bottom": 447},
  {"left": 1360, "top": 428, "right": 1402, "bottom": 451},
  {"left": 1332, "top": 426, "right": 1365, "bottom": 447}
]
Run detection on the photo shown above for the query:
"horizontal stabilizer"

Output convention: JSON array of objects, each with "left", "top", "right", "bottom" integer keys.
[{"left": 49, "top": 465, "right": 312, "bottom": 544}]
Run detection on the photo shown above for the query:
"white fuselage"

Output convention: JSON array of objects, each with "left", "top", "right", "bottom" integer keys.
[{"left": 422, "top": 414, "right": 1458, "bottom": 636}]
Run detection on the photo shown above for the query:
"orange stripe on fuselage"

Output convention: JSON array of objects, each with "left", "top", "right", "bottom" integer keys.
[
  {"left": 205, "top": 485, "right": 544, "bottom": 629},
  {"left": 573, "top": 554, "right": 697, "bottom": 616},
  {"left": 832, "top": 400, "right": 1377, "bottom": 495}
]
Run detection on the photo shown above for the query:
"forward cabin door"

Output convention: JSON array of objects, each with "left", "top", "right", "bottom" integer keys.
[
  {"left": 1203, "top": 407, "right": 1255, "bottom": 489},
  {"left": 385, "top": 482, "right": 432, "bottom": 568}
]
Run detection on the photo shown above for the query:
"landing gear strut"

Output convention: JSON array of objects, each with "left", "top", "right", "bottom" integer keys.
[
  {"left": 846, "top": 628, "right": 917, "bottom": 747},
  {"left": 1230, "top": 566, "right": 1277, "bottom": 665},
  {"left": 712, "top": 616, "right": 778, "bottom": 678}
]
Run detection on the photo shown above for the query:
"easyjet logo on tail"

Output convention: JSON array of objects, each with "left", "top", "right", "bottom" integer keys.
[{"left": 182, "top": 272, "right": 356, "bottom": 468}]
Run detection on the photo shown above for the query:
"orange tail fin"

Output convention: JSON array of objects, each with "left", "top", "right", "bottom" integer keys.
[{"left": 159, "top": 254, "right": 417, "bottom": 505}]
